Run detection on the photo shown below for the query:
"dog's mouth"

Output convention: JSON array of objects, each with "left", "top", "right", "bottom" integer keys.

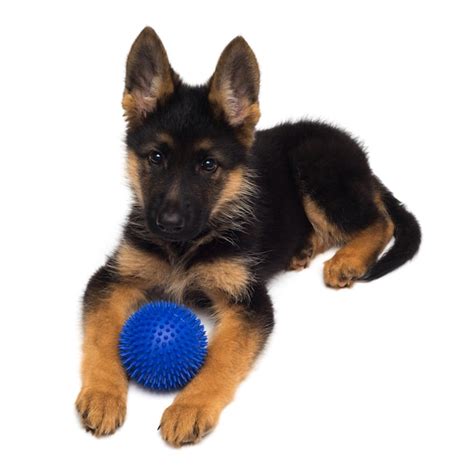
[
  {"left": 145, "top": 211, "right": 208, "bottom": 243},
  {"left": 151, "top": 227, "right": 203, "bottom": 243}
]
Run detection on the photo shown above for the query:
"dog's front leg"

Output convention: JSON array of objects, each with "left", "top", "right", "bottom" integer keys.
[
  {"left": 160, "top": 285, "right": 274, "bottom": 447},
  {"left": 76, "top": 267, "right": 145, "bottom": 435}
]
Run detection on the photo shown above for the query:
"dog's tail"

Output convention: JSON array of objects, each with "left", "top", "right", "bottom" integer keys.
[{"left": 361, "top": 183, "right": 421, "bottom": 282}]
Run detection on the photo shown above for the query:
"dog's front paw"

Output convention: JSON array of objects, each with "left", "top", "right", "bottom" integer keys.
[
  {"left": 160, "top": 399, "right": 221, "bottom": 447},
  {"left": 324, "top": 254, "right": 368, "bottom": 288},
  {"left": 76, "top": 387, "right": 127, "bottom": 436}
]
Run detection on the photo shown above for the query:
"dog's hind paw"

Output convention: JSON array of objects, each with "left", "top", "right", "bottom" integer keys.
[{"left": 323, "top": 254, "right": 368, "bottom": 288}]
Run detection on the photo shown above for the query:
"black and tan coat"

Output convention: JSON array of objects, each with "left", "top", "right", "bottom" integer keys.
[{"left": 76, "top": 27, "right": 421, "bottom": 446}]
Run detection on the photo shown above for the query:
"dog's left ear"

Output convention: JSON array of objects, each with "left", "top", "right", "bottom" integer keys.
[
  {"left": 122, "top": 27, "right": 176, "bottom": 125},
  {"left": 209, "top": 37, "right": 260, "bottom": 146}
]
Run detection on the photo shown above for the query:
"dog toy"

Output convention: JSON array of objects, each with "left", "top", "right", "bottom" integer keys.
[{"left": 119, "top": 301, "right": 208, "bottom": 390}]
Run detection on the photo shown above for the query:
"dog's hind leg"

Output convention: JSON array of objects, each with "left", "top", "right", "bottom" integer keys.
[
  {"left": 302, "top": 194, "right": 394, "bottom": 287},
  {"left": 290, "top": 130, "right": 394, "bottom": 287}
]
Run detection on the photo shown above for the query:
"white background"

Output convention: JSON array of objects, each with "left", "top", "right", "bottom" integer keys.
[{"left": 1, "top": 1, "right": 473, "bottom": 473}]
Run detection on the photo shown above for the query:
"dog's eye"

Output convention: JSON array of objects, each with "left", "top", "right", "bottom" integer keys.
[
  {"left": 200, "top": 157, "right": 218, "bottom": 173},
  {"left": 148, "top": 150, "right": 165, "bottom": 165}
]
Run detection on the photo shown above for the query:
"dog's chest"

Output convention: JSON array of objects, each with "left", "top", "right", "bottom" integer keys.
[{"left": 154, "top": 259, "right": 251, "bottom": 304}]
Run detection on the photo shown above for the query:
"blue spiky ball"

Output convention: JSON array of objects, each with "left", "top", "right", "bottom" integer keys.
[{"left": 119, "top": 301, "right": 207, "bottom": 391}]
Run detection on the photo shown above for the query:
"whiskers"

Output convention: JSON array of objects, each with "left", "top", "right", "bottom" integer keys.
[{"left": 209, "top": 168, "right": 259, "bottom": 235}]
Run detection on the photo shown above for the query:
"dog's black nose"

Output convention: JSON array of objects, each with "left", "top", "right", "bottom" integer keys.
[{"left": 156, "top": 210, "right": 185, "bottom": 233}]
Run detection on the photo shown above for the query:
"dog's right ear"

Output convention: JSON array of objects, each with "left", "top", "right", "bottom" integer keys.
[{"left": 122, "top": 27, "right": 176, "bottom": 125}]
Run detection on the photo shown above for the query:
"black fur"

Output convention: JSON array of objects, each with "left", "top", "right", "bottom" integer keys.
[
  {"left": 83, "top": 265, "right": 120, "bottom": 313},
  {"left": 362, "top": 183, "right": 422, "bottom": 281}
]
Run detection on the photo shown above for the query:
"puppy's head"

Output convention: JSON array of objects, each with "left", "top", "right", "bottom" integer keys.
[{"left": 123, "top": 27, "right": 260, "bottom": 242}]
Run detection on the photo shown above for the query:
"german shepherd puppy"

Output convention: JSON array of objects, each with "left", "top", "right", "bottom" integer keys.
[{"left": 76, "top": 27, "right": 421, "bottom": 446}]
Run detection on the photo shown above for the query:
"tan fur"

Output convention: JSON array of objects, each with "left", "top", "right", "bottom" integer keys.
[
  {"left": 160, "top": 294, "right": 263, "bottom": 447},
  {"left": 166, "top": 258, "right": 252, "bottom": 303},
  {"left": 236, "top": 102, "right": 261, "bottom": 148},
  {"left": 194, "top": 138, "right": 214, "bottom": 151},
  {"left": 211, "top": 168, "right": 244, "bottom": 218},
  {"left": 193, "top": 259, "right": 253, "bottom": 299},
  {"left": 209, "top": 168, "right": 257, "bottom": 230},
  {"left": 157, "top": 132, "right": 174, "bottom": 148},
  {"left": 76, "top": 284, "right": 145, "bottom": 436},
  {"left": 324, "top": 194, "right": 394, "bottom": 288},
  {"left": 374, "top": 192, "right": 394, "bottom": 226},
  {"left": 115, "top": 242, "right": 171, "bottom": 285},
  {"left": 122, "top": 74, "right": 174, "bottom": 126},
  {"left": 126, "top": 151, "right": 143, "bottom": 206},
  {"left": 302, "top": 195, "right": 347, "bottom": 247},
  {"left": 116, "top": 242, "right": 251, "bottom": 301}
]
